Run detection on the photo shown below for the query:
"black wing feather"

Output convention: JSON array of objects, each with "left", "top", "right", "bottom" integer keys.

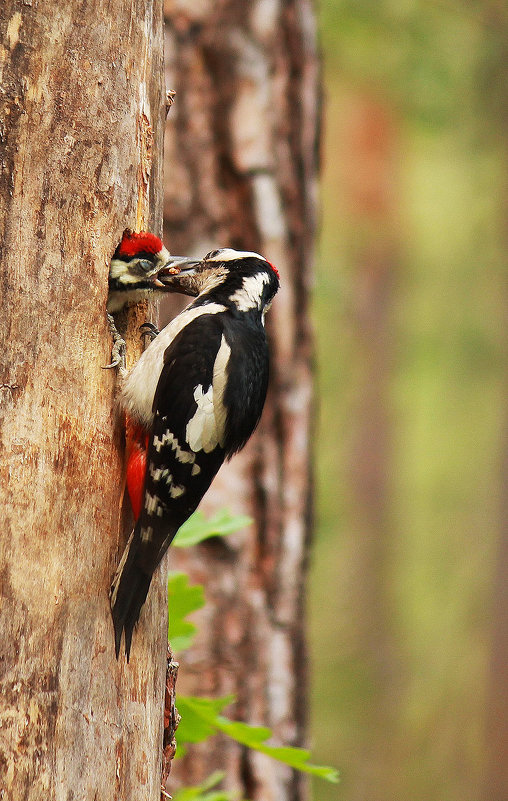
[
  {"left": 220, "top": 314, "right": 269, "bottom": 456},
  {"left": 111, "top": 310, "right": 271, "bottom": 658},
  {"left": 111, "top": 314, "right": 227, "bottom": 657}
]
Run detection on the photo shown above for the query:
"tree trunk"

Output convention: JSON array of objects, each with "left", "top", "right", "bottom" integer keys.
[
  {"left": 162, "top": 2, "right": 320, "bottom": 800},
  {"left": 0, "top": 2, "right": 168, "bottom": 799}
]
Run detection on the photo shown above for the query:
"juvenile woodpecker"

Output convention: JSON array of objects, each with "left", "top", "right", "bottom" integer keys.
[
  {"left": 108, "top": 229, "right": 173, "bottom": 313},
  {"left": 110, "top": 247, "right": 280, "bottom": 658},
  {"left": 106, "top": 229, "right": 175, "bottom": 370}
]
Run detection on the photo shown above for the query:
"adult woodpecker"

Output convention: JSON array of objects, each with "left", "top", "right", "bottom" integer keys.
[
  {"left": 109, "top": 246, "right": 280, "bottom": 658},
  {"left": 106, "top": 229, "right": 175, "bottom": 370}
]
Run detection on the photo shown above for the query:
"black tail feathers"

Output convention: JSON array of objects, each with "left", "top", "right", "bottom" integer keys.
[{"left": 110, "top": 529, "right": 152, "bottom": 660}]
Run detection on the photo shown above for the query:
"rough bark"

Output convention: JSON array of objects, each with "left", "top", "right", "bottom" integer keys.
[
  {"left": 0, "top": 2, "right": 168, "bottom": 799},
  {"left": 161, "top": 647, "right": 180, "bottom": 795},
  {"left": 162, "top": 2, "right": 320, "bottom": 800}
]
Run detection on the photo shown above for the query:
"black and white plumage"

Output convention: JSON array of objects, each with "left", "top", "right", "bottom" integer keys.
[
  {"left": 107, "top": 229, "right": 172, "bottom": 313},
  {"left": 105, "top": 229, "right": 176, "bottom": 371},
  {"left": 110, "top": 247, "right": 279, "bottom": 658}
]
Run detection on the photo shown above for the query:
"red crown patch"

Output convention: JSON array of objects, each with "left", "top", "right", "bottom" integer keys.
[{"left": 117, "top": 229, "right": 164, "bottom": 258}]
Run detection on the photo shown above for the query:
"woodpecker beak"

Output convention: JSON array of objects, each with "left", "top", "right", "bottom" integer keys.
[{"left": 157, "top": 256, "right": 201, "bottom": 297}]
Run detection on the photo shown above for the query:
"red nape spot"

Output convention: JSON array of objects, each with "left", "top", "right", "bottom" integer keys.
[
  {"left": 117, "top": 229, "right": 164, "bottom": 258},
  {"left": 267, "top": 260, "right": 280, "bottom": 279}
]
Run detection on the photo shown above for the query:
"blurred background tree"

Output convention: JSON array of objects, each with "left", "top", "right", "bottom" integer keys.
[
  {"left": 311, "top": 2, "right": 507, "bottom": 800},
  {"left": 162, "top": 2, "right": 319, "bottom": 800}
]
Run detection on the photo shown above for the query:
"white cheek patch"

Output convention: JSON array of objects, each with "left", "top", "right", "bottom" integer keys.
[
  {"left": 109, "top": 259, "right": 142, "bottom": 283},
  {"left": 185, "top": 335, "right": 231, "bottom": 453},
  {"left": 228, "top": 272, "right": 271, "bottom": 312}
]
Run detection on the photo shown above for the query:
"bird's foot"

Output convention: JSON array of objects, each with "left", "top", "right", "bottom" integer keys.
[
  {"left": 104, "top": 312, "right": 127, "bottom": 377},
  {"left": 139, "top": 322, "right": 160, "bottom": 342}
]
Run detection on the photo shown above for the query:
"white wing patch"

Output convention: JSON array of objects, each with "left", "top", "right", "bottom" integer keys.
[
  {"left": 186, "top": 385, "right": 216, "bottom": 453},
  {"left": 185, "top": 335, "right": 231, "bottom": 453},
  {"left": 212, "top": 334, "right": 231, "bottom": 446},
  {"left": 228, "top": 272, "right": 270, "bottom": 312}
]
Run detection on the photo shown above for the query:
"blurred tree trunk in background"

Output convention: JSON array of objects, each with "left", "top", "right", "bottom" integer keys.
[
  {"left": 0, "top": 1, "right": 168, "bottom": 798},
  {"left": 342, "top": 95, "right": 403, "bottom": 801},
  {"left": 162, "top": 2, "right": 320, "bottom": 800}
]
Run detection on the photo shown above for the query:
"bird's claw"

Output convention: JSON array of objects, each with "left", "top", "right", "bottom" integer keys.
[
  {"left": 103, "top": 339, "right": 126, "bottom": 373},
  {"left": 104, "top": 312, "right": 127, "bottom": 376},
  {"left": 139, "top": 322, "right": 160, "bottom": 342}
]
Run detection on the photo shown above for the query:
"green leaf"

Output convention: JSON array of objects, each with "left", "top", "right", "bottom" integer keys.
[
  {"left": 171, "top": 790, "right": 231, "bottom": 801},
  {"left": 176, "top": 695, "right": 235, "bottom": 745},
  {"left": 171, "top": 771, "right": 235, "bottom": 801},
  {"left": 214, "top": 718, "right": 339, "bottom": 782},
  {"left": 176, "top": 695, "right": 339, "bottom": 784},
  {"left": 167, "top": 573, "right": 205, "bottom": 653},
  {"left": 173, "top": 509, "right": 252, "bottom": 548}
]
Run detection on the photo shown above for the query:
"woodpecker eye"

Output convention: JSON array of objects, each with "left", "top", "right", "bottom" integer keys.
[
  {"left": 137, "top": 258, "right": 155, "bottom": 273},
  {"left": 204, "top": 249, "right": 220, "bottom": 261}
]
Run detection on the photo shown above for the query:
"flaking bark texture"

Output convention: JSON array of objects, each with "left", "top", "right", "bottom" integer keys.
[
  {"left": 162, "top": 3, "right": 320, "bottom": 800},
  {"left": 161, "top": 647, "right": 180, "bottom": 794},
  {"left": 0, "top": 2, "right": 168, "bottom": 799}
]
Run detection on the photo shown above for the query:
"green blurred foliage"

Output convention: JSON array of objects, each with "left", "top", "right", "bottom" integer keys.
[
  {"left": 171, "top": 771, "right": 233, "bottom": 801},
  {"left": 320, "top": 0, "right": 487, "bottom": 125},
  {"left": 173, "top": 510, "right": 253, "bottom": 548},
  {"left": 311, "top": 2, "right": 506, "bottom": 800},
  {"left": 177, "top": 696, "right": 339, "bottom": 782},
  {"left": 168, "top": 514, "right": 339, "bottom": 792},
  {"left": 168, "top": 572, "right": 205, "bottom": 653}
]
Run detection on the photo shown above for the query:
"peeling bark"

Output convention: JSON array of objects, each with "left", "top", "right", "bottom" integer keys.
[
  {"left": 161, "top": 647, "right": 180, "bottom": 796},
  {"left": 162, "top": 3, "right": 320, "bottom": 800},
  {"left": 0, "top": 1, "right": 168, "bottom": 799}
]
